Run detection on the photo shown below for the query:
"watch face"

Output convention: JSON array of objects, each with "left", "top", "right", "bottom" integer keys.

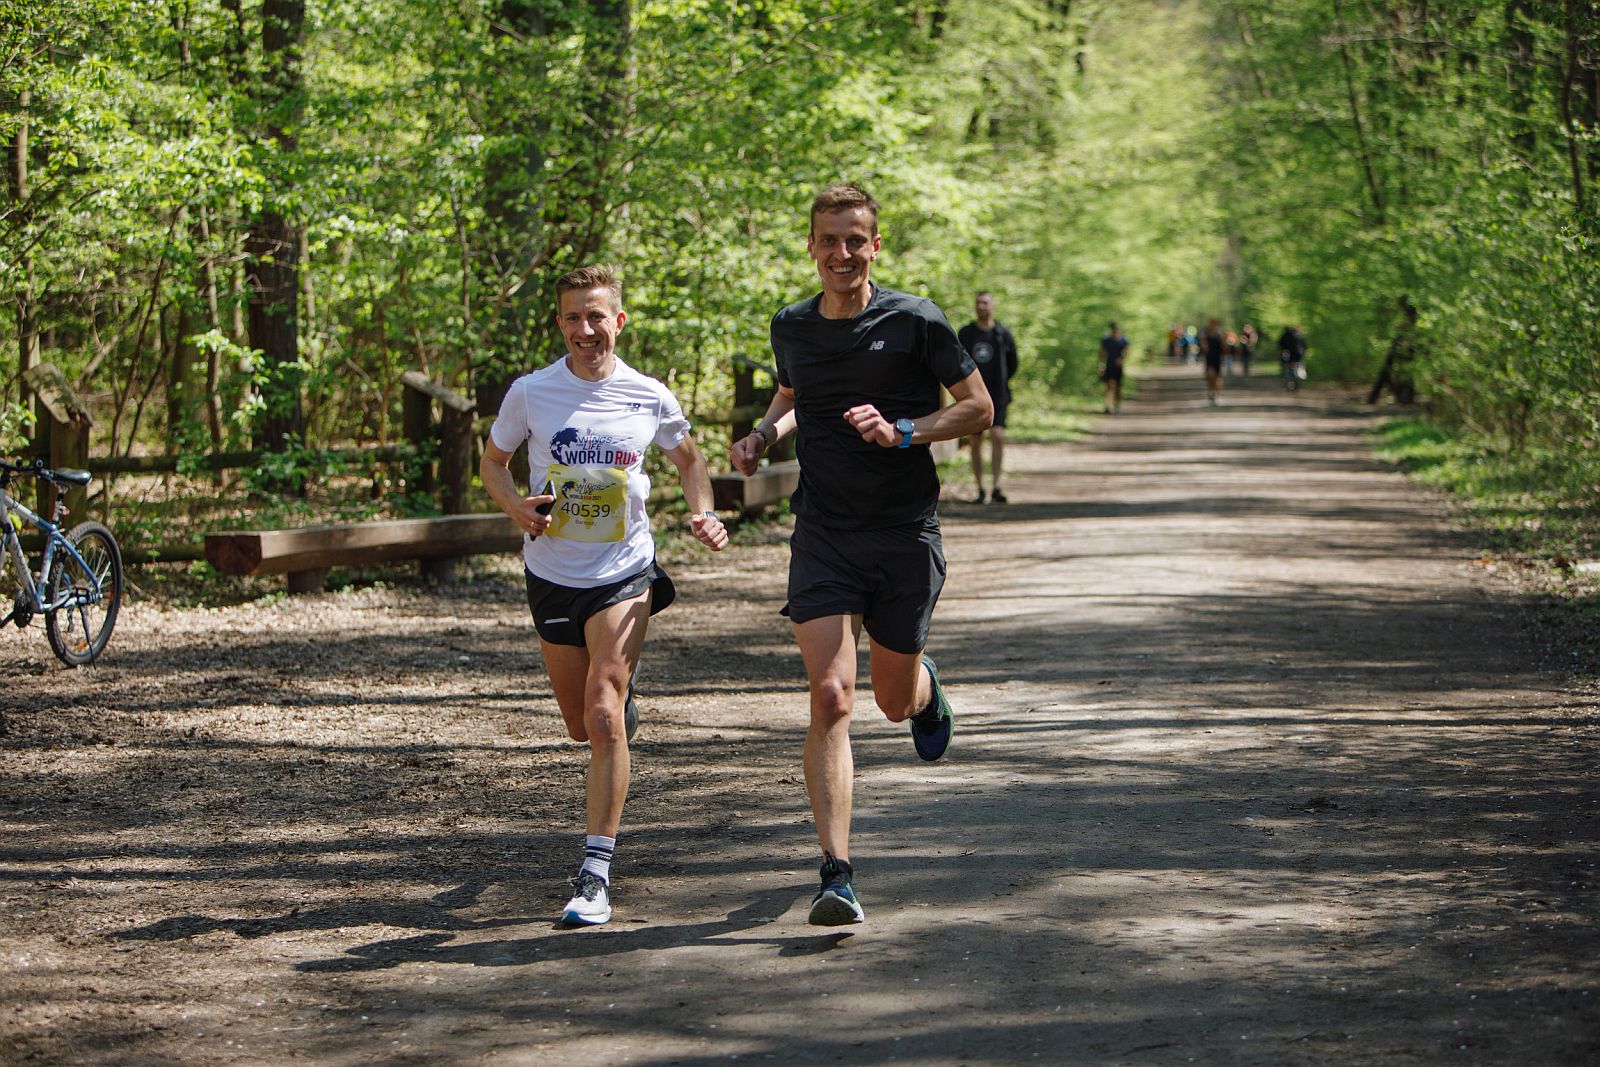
[{"left": 895, "top": 418, "right": 915, "bottom": 434}]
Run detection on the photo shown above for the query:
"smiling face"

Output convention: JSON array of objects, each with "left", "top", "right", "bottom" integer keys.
[
  {"left": 807, "top": 206, "right": 880, "bottom": 311},
  {"left": 558, "top": 286, "right": 626, "bottom": 381}
]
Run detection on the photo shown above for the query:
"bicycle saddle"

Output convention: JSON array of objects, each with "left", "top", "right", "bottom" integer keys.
[{"left": 47, "top": 469, "right": 92, "bottom": 487}]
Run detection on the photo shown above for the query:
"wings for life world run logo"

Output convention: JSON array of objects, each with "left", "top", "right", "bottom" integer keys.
[{"left": 549, "top": 426, "right": 640, "bottom": 468}]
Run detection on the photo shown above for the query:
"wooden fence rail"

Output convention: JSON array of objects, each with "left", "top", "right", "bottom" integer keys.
[
  {"left": 86, "top": 444, "right": 409, "bottom": 475},
  {"left": 20, "top": 361, "right": 810, "bottom": 579}
]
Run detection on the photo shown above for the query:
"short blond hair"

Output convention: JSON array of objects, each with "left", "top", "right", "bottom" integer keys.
[
  {"left": 810, "top": 182, "right": 878, "bottom": 234},
  {"left": 556, "top": 265, "right": 623, "bottom": 310}
]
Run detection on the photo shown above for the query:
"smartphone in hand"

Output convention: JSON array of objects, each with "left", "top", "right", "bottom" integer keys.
[{"left": 530, "top": 480, "right": 555, "bottom": 540}]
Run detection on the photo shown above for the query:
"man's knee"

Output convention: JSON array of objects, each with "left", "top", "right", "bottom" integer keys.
[
  {"left": 582, "top": 678, "right": 629, "bottom": 746},
  {"left": 809, "top": 676, "right": 853, "bottom": 726}
]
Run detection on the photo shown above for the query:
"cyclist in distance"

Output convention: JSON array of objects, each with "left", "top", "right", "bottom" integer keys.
[{"left": 1278, "top": 323, "right": 1308, "bottom": 389}]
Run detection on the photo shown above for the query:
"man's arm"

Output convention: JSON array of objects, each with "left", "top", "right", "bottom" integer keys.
[
  {"left": 664, "top": 435, "right": 729, "bottom": 550},
  {"left": 480, "top": 441, "right": 553, "bottom": 538},
  {"left": 843, "top": 369, "right": 993, "bottom": 448},
  {"left": 730, "top": 386, "right": 798, "bottom": 477},
  {"left": 1006, "top": 327, "right": 1020, "bottom": 379}
]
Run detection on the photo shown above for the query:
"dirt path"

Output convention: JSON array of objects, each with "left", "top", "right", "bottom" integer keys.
[{"left": 3, "top": 364, "right": 1597, "bottom": 1066}]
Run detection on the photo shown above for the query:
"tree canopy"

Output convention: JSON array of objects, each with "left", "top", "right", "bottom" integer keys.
[{"left": 4, "top": 1, "right": 1596, "bottom": 519}]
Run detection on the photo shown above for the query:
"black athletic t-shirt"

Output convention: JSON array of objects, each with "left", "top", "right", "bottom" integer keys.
[
  {"left": 957, "top": 321, "right": 1016, "bottom": 404},
  {"left": 772, "top": 285, "right": 977, "bottom": 530},
  {"left": 1100, "top": 333, "right": 1129, "bottom": 366}
]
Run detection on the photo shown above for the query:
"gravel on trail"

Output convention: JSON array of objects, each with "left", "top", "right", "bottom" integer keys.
[{"left": 3, "top": 364, "right": 1596, "bottom": 1066}]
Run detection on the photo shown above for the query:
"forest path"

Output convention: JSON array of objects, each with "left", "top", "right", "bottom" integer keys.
[{"left": 2, "top": 364, "right": 1596, "bottom": 1066}]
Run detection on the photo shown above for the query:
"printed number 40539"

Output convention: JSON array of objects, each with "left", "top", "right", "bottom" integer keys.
[{"left": 561, "top": 501, "right": 612, "bottom": 519}]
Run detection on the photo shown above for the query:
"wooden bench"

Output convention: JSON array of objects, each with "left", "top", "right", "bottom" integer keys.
[
  {"left": 205, "top": 514, "right": 522, "bottom": 593},
  {"left": 711, "top": 460, "right": 800, "bottom": 515},
  {"left": 707, "top": 450, "right": 958, "bottom": 515}
]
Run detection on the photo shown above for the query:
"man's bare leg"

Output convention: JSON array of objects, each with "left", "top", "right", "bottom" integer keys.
[
  {"left": 794, "top": 614, "right": 861, "bottom": 861},
  {"left": 542, "top": 594, "right": 648, "bottom": 835},
  {"left": 988, "top": 426, "right": 1007, "bottom": 501},
  {"left": 968, "top": 432, "right": 987, "bottom": 500},
  {"left": 868, "top": 639, "right": 931, "bottom": 723}
]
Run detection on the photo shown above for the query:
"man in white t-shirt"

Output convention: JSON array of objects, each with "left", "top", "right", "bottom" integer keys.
[{"left": 481, "top": 264, "right": 728, "bottom": 927}]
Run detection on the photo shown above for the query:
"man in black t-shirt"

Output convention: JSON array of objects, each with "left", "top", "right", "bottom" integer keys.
[
  {"left": 732, "top": 182, "right": 993, "bottom": 928},
  {"left": 958, "top": 292, "right": 1019, "bottom": 503},
  {"left": 1099, "top": 321, "right": 1129, "bottom": 414}
]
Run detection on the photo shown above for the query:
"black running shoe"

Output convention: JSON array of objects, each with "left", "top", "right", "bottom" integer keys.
[
  {"left": 909, "top": 655, "right": 954, "bottom": 761},
  {"left": 970, "top": 489, "right": 986, "bottom": 505},
  {"left": 989, "top": 488, "right": 1008, "bottom": 504},
  {"left": 809, "top": 853, "right": 864, "bottom": 926}
]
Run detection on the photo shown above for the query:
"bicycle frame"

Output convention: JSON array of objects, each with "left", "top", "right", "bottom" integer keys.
[{"left": 0, "top": 485, "right": 103, "bottom": 621}]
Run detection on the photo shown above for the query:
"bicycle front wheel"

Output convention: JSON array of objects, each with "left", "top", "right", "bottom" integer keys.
[{"left": 45, "top": 521, "right": 123, "bottom": 666}]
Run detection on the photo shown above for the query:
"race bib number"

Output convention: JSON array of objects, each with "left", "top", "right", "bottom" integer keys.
[{"left": 546, "top": 465, "right": 627, "bottom": 543}]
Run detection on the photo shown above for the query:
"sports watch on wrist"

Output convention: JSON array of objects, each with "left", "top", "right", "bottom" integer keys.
[
  {"left": 894, "top": 417, "right": 916, "bottom": 449},
  {"left": 753, "top": 423, "right": 774, "bottom": 448}
]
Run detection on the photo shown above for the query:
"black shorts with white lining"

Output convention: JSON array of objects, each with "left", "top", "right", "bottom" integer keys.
[{"left": 523, "top": 561, "right": 676, "bottom": 647}]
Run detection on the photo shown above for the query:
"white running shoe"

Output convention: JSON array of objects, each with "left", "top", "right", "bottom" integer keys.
[{"left": 561, "top": 870, "right": 612, "bottom": 926}]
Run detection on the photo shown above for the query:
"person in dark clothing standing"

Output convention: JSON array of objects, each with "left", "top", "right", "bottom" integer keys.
[
  {"left": 1203, "top": 318, "right": 1225, "bottom": 405},
  {"left": 1238, "top": 323, "right": 1259, "bottom": 377},
  {"left": 957, "top": 292, "right": 1019, "bottom": 503},
  {"left": 730, "top": 181, "right": 993, "bottom": 927},
  {"left": 1099, "top": 322, "right": 1129, "bottom": 414}
]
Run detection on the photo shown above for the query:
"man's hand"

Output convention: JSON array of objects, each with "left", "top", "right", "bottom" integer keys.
[
  {"left": 689, "top": 512, "right": 729, "bottom": 551},
  {"left": 844, "top": 404, "right": 897, "bottom": 448},
  {"left": 514, "top": 491, "right": 557, "bottom": 538},
  {"left": 731, "top": 432, "right": 766, "bottom": 477}
]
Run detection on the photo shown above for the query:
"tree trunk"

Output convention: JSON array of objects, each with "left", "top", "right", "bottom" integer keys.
[
  {"left": 474, "top": 0, "right": 630, "bottom": 419},
  {"left": 9, "top": 90, "right": 40, "bottom": 416},
  {"left": 475, "top": 0, "right": 556, "bottom": 421},
  {"left": 1333, "top": 0, "right": 1387, "bottom": 224},
  {"left": 1504, "top": 1, "right": 1537, "bottom": 162},
  {"left": 247, "top": 0, "right": 307, "bottom": 454}
]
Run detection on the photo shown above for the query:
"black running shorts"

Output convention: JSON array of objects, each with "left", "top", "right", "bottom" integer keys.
[
  {"left": 990, "top": 390, "right": 1009, "bottom": 429},
  {"left": 523, "top": 561, "right": 676, "bottom": 647},
  {"left": 782, "top": 516, "right": 946, "bottom": 654}
]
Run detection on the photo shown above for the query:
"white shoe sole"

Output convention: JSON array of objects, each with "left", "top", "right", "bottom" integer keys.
[{"left": 561, "top": 902, "right": 612, "bottom": 926}]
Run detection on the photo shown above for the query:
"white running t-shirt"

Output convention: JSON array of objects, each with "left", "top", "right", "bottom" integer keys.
[{"left": 489, "top": 357, "right": 691, "bottom": 588}]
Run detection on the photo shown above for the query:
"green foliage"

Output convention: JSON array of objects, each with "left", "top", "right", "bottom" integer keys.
[
  {"left": 1374, "top": 415, "right": 1600, "bottom": 567},
  {"left": 2, "top": 0, "right": 1592, "bottom": 563},
  {"left": 1215, "top": 0, "right": 1599, "bottom": 456}
]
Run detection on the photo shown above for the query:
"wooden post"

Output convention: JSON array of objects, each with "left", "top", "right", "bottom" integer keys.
[
  {"left": 732, "top": 362, "right": 756, "bottom": 449},
  {"left": 731, "top": 356, "right": 791, "bottom": 461},
  {"left": 401, "top": 372, "right": 436, "bottom": 496},
  {"left": 401, "top": 371, "right": 475, "bottom": 513},
  {"left": 400, "top": 371, "right": 476, "bottom": 582},
  {"left": 438, "top": 402, "right": 474, "bottom": 516},
  {"left": 23, "top": 363, "right": 92, "bottom": 521}
]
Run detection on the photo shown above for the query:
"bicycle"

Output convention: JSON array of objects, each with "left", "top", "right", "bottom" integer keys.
[
  {"left": 0, "top": 458, "right": 123, "bottom": 666},
  {"left": 1281, "top": 358, "right": 1306, "bottom": 392}
]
